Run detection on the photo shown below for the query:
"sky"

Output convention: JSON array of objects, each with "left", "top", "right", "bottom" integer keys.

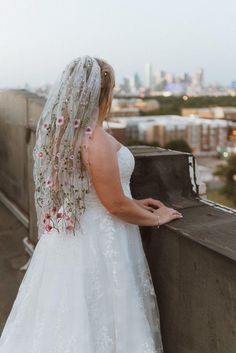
[{"left": 0, "top": 0, "right": 235, "bottom": 88}]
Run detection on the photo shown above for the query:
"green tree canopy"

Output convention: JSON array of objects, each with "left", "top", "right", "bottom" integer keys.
[{"left": 214, "top": 154, "right": 236, "bottom": 206}]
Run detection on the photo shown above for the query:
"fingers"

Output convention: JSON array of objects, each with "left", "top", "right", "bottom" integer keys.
[
  {"left": 144, "top": 206, "right": 156, "bottom": 212},
  {"left": 172, "top": 212, "right": 183, "bottom": 218},
  {"left": 137, "top": 202, "right": 155, "bottom": 212},
  {"left": 169, "top": 208, "right": 183, "bottom": 219},
  {"left": 147, "top": 198, "right": 165, "bottom": 208},
  {"left": 169, "top": 208, "right": 182, "bottom": 216}
]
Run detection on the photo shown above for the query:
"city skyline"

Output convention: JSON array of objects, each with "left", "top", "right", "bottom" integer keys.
[
  {"left": 119, "top": 65, "right": 207, "bottom": 94},
  {"left": 1, "top": 59, "right": 234, "bottom": 91},
  {"left": 2, "top": 65, "right": 233, "bottom": 92},
  {"left": 0, "top": 0, "right": 235, "bottom": 88}
]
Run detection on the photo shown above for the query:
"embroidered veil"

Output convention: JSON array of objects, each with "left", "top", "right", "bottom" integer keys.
[{"left": 33, "top": 55, "right": 101, "bottom": 238}]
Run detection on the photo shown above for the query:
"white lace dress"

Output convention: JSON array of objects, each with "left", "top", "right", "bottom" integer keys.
[{"left": 0, "top": 145, "right": 164, "bottom": 353}]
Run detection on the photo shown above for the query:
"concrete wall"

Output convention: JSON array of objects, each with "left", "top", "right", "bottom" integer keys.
[
  {"left": 142, "top": 227, "right": 236, "bottom": 353},
  {"left": 0, "top": 90, "right": 45, "bottom": 243},
  {"left": 129, "top": 146, "right": 236, "bottom": 353},
  {"left": 0, "top": 91, "right": 29, "bottom": 213}
]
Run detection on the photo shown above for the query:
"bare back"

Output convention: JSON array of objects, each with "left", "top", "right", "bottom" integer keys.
[{"left": 80, "top": 124, "right": 126, "bottom": 213}]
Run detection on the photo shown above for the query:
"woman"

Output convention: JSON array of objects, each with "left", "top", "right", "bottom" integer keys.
[{"left": 0, "top": 55, "right": 182, "bottom": 353}]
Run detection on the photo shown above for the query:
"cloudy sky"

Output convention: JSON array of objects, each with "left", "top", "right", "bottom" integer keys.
[{"left": 0, "top": 0, "right": 235, "bottom": 88}]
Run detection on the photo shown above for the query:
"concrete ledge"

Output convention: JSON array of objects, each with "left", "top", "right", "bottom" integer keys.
[
  {"left": 130, "top": 145, "right": 236, "bottom": 261},
  {"left": 0, "top": 191, "right": 29, "bottom": 229},
  {"left": 0, "top": 201, "right": 29, "bottom": 332},
  {"left": 130, "top": 146, "right": 236, "bottom": 353}
]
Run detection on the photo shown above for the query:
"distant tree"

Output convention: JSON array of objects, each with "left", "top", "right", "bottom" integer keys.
[
  {"left": 164, "top": 139, "right": 192, "bottom": 153},
  {"left": 214, "top": 154, "right": 236, "bottom": 206},
  {"left": 139, "top": 95, "right": 236, "bottom": 116}
]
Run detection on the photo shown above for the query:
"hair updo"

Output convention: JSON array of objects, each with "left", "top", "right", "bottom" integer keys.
[{"left": 94, "top": 57, "right": 115, "bottom": 123}]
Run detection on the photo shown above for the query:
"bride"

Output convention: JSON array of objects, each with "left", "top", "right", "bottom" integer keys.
[{"left": 0, "top": 55, "right": 182, "bottom": 353}]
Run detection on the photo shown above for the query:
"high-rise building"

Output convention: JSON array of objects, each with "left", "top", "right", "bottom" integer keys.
[
  {"left": 183, "top": 72, "right": 191, "bottom": 84},
  {"left": 121, "top": 77, "right": 131, "bottom": 94},
  {"left": 134, "top": 72, "right": 142, "bottom": 92},
  {"left": 144, "top": 63, "right": 153, "bottom": 89},
  {"left": 154, "top": 70, "right": 162, "bottom": 85},
  {"left": 165, "top": 73, "right": 174, "bottom": 84},
  {"left": 192, "top": 68, "right": 204, "bottom": 88}
]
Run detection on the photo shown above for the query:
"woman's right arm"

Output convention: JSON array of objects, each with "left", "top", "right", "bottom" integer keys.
[{"left": 83, "top": 125, "right": 183, "bottom": 227}]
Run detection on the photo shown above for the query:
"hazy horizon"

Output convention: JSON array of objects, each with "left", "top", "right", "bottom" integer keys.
[{"left": 0, "top": 0, "right": 235, "bottom": 88}]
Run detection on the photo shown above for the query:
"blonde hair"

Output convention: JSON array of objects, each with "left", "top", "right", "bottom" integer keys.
[{"left": 94, "top": 57, "right": 115, "bottom": 124}]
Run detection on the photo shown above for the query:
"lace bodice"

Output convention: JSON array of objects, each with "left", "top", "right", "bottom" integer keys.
[
  {"left": 116, "top": 145, "right": 135, "bottom": 185},
  {"left": 84, "top": 145, "right": 135, "bottom": 208}
]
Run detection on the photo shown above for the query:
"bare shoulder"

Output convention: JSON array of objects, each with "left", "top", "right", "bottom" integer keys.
[{"left": 92, "top": 124, "right": 108, "bottom": 141}]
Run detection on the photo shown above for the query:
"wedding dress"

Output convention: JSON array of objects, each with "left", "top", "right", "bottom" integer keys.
[{"left": 0, "top": 144, "right": 164, "bottom": 353}]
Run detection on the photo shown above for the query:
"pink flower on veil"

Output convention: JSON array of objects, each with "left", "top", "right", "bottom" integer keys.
[
  {"left": 52, "top": 207, "right": 57, "bottom": 214},
  {"left": 66, "top": 224, "right": 74, "bottom": 232},
  {"left": 56, "top": 116, "right": 64, "bottom": 126},
  {"left": 46, "top": 178, "right": 53, "bottom": 188},
  {"left": 74, "top": 119, "right": 80, "bottom": 128},
  {"left": 37, "top": 151, "right": 44, "bottom": 158},
  {"left": 85, "top": 126, "right": 92, "bottom": 136},
  {"left": 45, "top": 224, "right": 52, "bottom": 232},
  {"left": 56, "top": 212, "right": 63, "bottom": 219}
]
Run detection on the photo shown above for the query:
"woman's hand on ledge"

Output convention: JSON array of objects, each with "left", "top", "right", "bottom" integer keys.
[
  {"left": 133, "top": 198, "right": 183, "bottom": 226},
  {"left": 133, "top": 198, "right": 165, "bottom": 212},
  {"left": 153, "top": 206, "right": 183, "bottom": 226}
]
